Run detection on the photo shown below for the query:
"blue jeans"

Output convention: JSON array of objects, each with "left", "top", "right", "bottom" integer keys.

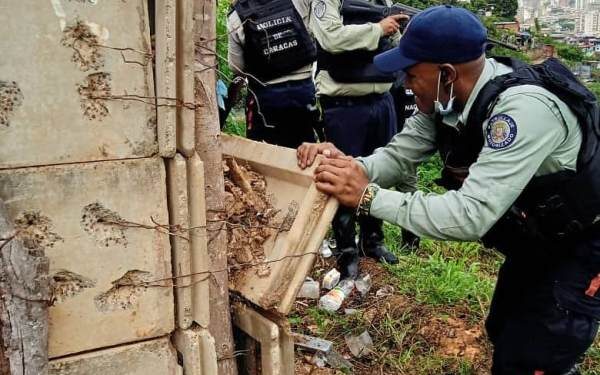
[{"left": 320, "top": 92, "right": 397, "bottom": 249}]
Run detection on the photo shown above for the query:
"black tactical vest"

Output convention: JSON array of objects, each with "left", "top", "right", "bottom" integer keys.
[
  {"left": 315, "top": 0, "right": 397, "bottom": 84},
  {"left": 435, "top": 57, "right": 600, "bottom": 252},
  {"left": 234, "top": 0, "right": 317, "bottom": 82}
]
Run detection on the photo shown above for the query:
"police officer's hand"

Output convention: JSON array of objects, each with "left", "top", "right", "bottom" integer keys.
[
  {"left": 379, "top": 14, "right": 409, "bottom": 36},
  {"left": 297, "top": 142, "right": 345, "bottom": 169},
  {"left": 314, "top": 157, "right": 369, "bottom": 208}
]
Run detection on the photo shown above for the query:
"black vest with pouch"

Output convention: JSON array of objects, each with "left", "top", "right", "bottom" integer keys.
[
  {"left": 234, "top": 0, "right": 317, "bottom": 82},
  {"left": 435, "top": 57, "right": 600, "bottom": 253}
]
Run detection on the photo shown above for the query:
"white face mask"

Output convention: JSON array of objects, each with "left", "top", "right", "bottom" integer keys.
[{"left": 434, "top": 70, "right": 455, "bottom": 116}]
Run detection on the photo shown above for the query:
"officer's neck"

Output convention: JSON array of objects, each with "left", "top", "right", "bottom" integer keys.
[{"left": 452, "top": 58, "right": 486, "bottom": 114}]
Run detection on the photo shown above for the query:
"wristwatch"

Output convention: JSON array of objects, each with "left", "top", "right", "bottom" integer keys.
[{"left": 357, "top": 183, "right": 380, "bottom": 216}]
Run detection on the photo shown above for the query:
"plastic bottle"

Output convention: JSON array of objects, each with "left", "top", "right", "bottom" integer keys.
[
  {"left": 320, "top": 239, "right": 333, "bottom": 258},
  {"left": 318, "top": 279, "right": 355, "bottom": 312}
]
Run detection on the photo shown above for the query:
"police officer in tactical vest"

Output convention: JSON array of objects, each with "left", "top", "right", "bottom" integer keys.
[
  {"left": 298, "top": 5, "right": 600, "bottom": 374},
  {"left": 228, "top": 0, "right": 319, "bottom": 148},
  {"left": 308, "top": 0, "right": 418, "bottom": 278}
]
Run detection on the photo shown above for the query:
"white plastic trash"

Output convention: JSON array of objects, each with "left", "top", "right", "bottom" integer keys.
[
  {"left": 318, "top": 279, "right": 355, "bottom": 312},
  {"left": 345, "top": 330, "right": 374, "bottom": 358},
  {"left": 297, "top": 278, "right": 320, "bottom": 299},
  {"left": 322, "top": 268, "right": 341, "bottom": 290},
  {"left": 320, "top": 239, "right": 333, "bottom": 258},
  {"left": 355, "top": 274, "right": 372, "bottom": 297}
]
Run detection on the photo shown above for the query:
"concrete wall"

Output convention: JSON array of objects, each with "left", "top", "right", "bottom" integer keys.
[
  {"left": 49, "top": 337, "right": 181, "bottom": 375},
  {"left": 0, "top": 158, "right": 174, "bottom": 357},
  {"left": 0, "top": 0, "right": 156, "bottom": 169}
]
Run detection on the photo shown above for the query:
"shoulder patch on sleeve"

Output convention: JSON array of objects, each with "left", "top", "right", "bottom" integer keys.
[
  {"left": 486, "top": 114, "right": 517, "bottom": 150},
  {"left": 314, "top": 0, "right": 326, "bottom": 19}
]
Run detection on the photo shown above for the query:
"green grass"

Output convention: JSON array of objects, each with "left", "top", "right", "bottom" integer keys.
[{"left": 386, "top": 251, "right": 495, "bottom": 312}]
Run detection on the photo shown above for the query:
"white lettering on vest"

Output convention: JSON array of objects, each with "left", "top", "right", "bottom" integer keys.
[
  {"left": 256, "top": 16, "right": 293, "bottom": 31},
  {"left": 262, "top": 39, "right": 298, "bottom": 55}
]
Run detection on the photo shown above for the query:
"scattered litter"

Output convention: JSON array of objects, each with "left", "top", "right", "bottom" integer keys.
[
  {"left": 297, "top": 277, "right": 320, "bottom": 299},
  {"left": 355, "top": 273, "right": 372, "bottom": 297},
  {"left": 322, "top": 268, "right": 340, "bottom": 290},
  {"left": 309, "top": 353, "right": 327, "bottom": 368},
  {"left": 318, "top": 279, "right": 354, "bottom": 312},
  {"left": 345, "top": 330, "right": 374, "bottom": 358},
  {"left": 293, "top": 333, "right": 334, "bottom": 354},
  {"left": 320, "top": 239, "right": 332, "bottom": 258},
  {"left": 375, "top": 285, "right": 395, "bottom": 297},
  {"left": 344, "top": 308, "right": 358, "bottom": 315},
  {"left": 325, "top": 350, "right": 353, "bottom": 370},
  {"left": 327, "top": 237, "right": 337, "bottom": 250}
]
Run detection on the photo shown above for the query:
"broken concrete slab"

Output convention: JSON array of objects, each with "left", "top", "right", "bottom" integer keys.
[
  {"left": 173, "top": 327, "right": 218, "bottom": 375},
  {"left": 0, "top": 0, "right": 157, "bottom": 168},
  {"left": 187, "top": 153, "right": 210, "bottom": 328},
  {"left": 0, "top": 158, "right": 174, "bottom": 358},
  {"left": 49, "top": 337, "right": 181, "bottom": 375},
  {"left": 167, "top": 154, "right": 193, "bottom": 329},
  {"left": 232, "top": 303, "right": 294, "bottom": 375},
  {"left": 155, "top": 0, "right": 177, "bottom": 157},
  {"left": 222, "top": 135, "right": 338, "bottom": 315}
]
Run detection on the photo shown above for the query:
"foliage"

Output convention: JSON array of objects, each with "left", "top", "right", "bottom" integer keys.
[
  {"left": 587, "top": 82, "right": 600, "bottom": 100},
  {"left": 216, "top": 0, "right": 233, "bottom": 81},
  {"left": 556, "top": 43, "right": 585, "bottom": 63},
  {"left": 489, "top": 0, "right": 518, "bottom": 19}
]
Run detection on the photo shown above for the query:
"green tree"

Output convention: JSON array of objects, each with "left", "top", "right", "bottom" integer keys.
[
  {"left": 490, "top": 0, "right": 518, "bottom": 19},
  {"left": 556, "top": 44, "right": 585, "bottom": 62}
]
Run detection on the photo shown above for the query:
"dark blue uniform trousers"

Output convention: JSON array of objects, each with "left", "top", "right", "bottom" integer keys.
[
  {"left": 246, "top": 78, "right": 318, "bottom": 149},
  {"left": 487, "top": 233, "right": 600, "bottom": 374},
  {"left": 320, "top": 92, "right": 397, "bottom": 250}
]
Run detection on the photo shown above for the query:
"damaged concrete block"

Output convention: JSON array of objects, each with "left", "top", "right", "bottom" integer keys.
[
  {"left": 222, "top": 135, "right": 338, "bottom": 315},
  {"left": 49, "top": 337, "right": 182, "bottom": 375},
  {"left": 232, "top": 303, "right": 294, "bottom": 375},
  {"left": 187, "top": 153, "right": 210, "bottom": 327},
  {"left": 0, "top": 0, "right": 157, "bottom": 168},
  {"left": 155, "top": 0, "right": 177, "bottom": 157},
  {"left": 167, "top": 154, "right": 193, "bottom": 329},
  {"left": 173, "top": 327, "right": 218, "bottom": 375},
  {"left": 0, "top": 158, "right": 174, "bottom": 358}
]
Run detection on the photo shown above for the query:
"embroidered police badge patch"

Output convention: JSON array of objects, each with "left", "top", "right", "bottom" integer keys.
[
  {"left": 486, "top": 114, "right": 517, "bottom": 150},
  {"left": 314, "top": 0, "right": 326, "bottom": 19}
]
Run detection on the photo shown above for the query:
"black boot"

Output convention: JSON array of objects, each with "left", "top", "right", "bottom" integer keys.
[
  {"left": 332, "top": 207, "right": 360, "bottom": 279},
  {"left": 358, "top": 217, "right": 398, "bottom": 265},
  {"left": 337, "top": 246, "right": 360, "bottom": 279},
  {"left": 359, "top": 232, "right": 399, "bottom": 264},
  {"left": 401, "top": 228, "right": 420, "bottom": 251}
]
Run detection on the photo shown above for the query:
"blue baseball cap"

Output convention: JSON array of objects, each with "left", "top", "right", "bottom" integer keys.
[{"left": 374, "top": 5, "right": 487, "bottom": 72}]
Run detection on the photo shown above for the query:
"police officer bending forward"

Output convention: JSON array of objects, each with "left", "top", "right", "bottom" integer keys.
[
  {"left": 298, "top": 6, "right": 600, "bottom": 374},
  {"left": 228, "top": 0, "right": 319, "bottom": 148}
]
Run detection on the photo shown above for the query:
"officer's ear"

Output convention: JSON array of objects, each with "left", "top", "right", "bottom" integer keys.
[{"left": 439, "top": 64, "right": 457, "bottom": 86}]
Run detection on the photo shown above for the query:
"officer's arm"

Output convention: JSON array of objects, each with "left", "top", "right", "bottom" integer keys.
[
  {"left": 368, "top": 92, "right": 568, "bottom": 241},
  {"left": 358, "top": 112, "right": 437, "bottom": 188},
  {"left": 310, "top": 0, "right": 383, "bottom": 53},
  {"left": 227, "top": 11, "right": 246, "bottom": 75}
]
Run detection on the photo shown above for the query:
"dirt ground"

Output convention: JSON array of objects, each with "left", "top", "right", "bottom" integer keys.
[{"left": 292, "top": 257, "right": 492, "bottom": 375}]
